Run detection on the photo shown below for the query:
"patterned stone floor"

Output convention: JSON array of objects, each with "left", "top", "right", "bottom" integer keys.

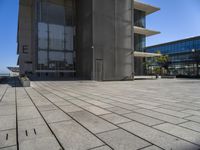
[{"left": 1, "top": 78, "right": 200, "bottom": 150}]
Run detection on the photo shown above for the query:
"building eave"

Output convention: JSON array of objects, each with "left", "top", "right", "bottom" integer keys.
[
  {"left": 134, "top": 26, "right": 160, "bottom": 37},
  {"left": 134, "top": 0, "right": 160, "bottom": 15},
  {"left": 134, "top": 51, "right": 162, "bottom": 58}
]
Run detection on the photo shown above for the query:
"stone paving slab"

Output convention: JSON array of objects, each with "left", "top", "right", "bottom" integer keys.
[
  {"left": 119, "top": 121, "right": 200, "bottom": 150},
  {"left": 0, "top": 115, "right": 16, "bottom": 131},
  {"left": 58, "top": 103, "right": 82, "bottom": 112},
  {"left": 18, "top": 118, "right": 46, "bottom": 130},
  {"left": 0, "top": 130, "right": 16, "bottom": 149},
  {"left": 50, "top": 121, "right": 104, "bottom": 150},
  {"left": 17, "top": 106, "right": 40, "bottom": 121},
  {"left": 134, "top": 109, "right": 187, "bottom": 124},
  {"left": 19, "top": 136, "right": 61, "bottom": 150},
  {"left": 185, "top": 115, "right": 200, "bottom": 123},
  {"left": 179, "top": 121, "right": 200, "bottom": 133},
  {"left": 100, "top": 113, "right": 131, "bottom": 125},
  {"left": 84, "top": 106, "right": 111, "bottom": 116},
  {"left": 37, "top": 105, "right": 57, "bottom": 112},
  {"left": 0, "top": 106, "right": 15, "bottom": 116},
  {"left": 123, "top": 112, "right": 164, "bottom": 126},
  {"left": 69, "top": 110, "right": 118, "bottom": 134},
  {"left": 2, "top": 79, "right": 200, "bottom": 149},
  {"left": 154, "top": 123, "right": 200, "bottom": 145},
  {"left": 106, "top": 107, "right": 132, "bottom": 115},
  {"left": 97, "top": 129, "right": 151, "bottom": 150},
  {"left": 41, "top": 109, "right": 71, "bottom": 124}
]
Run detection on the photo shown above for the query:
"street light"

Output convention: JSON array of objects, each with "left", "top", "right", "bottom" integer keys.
[{"left": 192, "top": 49, "right": 195, "bottom": 76}]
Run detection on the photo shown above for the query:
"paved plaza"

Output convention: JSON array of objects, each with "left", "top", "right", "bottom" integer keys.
[{"left": 1, "top": 79, "right": 200, "bottom": 150}]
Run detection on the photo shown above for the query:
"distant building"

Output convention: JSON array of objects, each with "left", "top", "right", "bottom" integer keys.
[
  {"left": 7, "top": 67, "right": 20, "bottom": 76},
  {"left": 17, "top": 0, "right": 159, "bottom": 80},
  {"left": 146, "top": 36, "right": 200, "bottom": 76}
]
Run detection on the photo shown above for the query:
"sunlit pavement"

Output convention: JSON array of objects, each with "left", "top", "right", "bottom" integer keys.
[{"left": 1, "top": 79, "right": 200, "bottom": 150}]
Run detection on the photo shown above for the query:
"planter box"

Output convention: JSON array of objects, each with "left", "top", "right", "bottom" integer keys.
[{"left": 20, "top": 78, "right": 30, "bottom": 87}]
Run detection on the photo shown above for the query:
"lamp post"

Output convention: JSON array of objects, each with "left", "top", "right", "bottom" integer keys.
[{"left": 192, "top": 49, "right": 195, "bottom": 76}]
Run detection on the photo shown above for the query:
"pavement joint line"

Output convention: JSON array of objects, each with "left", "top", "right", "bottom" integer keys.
[
  {"left": 183, "top": 115, "right": 196, "bottom": 119},
  {"left": 47, "top": 86, "right": 138, "bottom": 114},
  {"left": 0, "top": 128, "right": 16, "bottom": 132},
  {"left": 33, "top": 83, "right": 165, "bottom": 150},
  {"left": 95, "top": 128, "right": 120, "bottom": 135},
  {"left": 87, "top": 145, "right": 107, "bottom": 150},
  {"left": 37, "top": 81, "right": 200, "bottom": 149},
  {"left": 0, "top": 114, "right": 17, "bottom": 117},
  {"left": 152, "top": 123, "right": 200, "bottom": 147},
  {"left": 134, "top": 107, "right": 192, "bottom": 119},
  {"left": 175, "top": 122, "right": 200, "bottom": 134},
  {"left": 136, "top": 144, "right": 155, "bottom": 150},
  {"left": 176, "top": 120, "right": 191, "bottom": 125},
  {"left": 16, "top": 117, "right": 41, "bottom": 122},
  {"left": 116, "top": 120, "right": 137, "bottom": 125},
  {"left": 0, "top": 145, "right": 17, "bottom": 150},
  {"left": 0, "top": 86, "right": 8, "bottom": 102},
  {"left": 150, "top": 122, "right": 167, "bottom": 127},
  {"left": 128, "top": 109, "right": 187, "bottom": 125},
  {"left": 23, "top": 88, "right": 65, "bottom": 150},
  {"left": 36, "top": 82, "right": 137, "bottom": 114},
  {"left": 14, "top": 78, "right": 19, "bottom": 150},
  {"left": 153, "top": 105, "right": 191, "bottom": 112},
  {"left": 42, "top": 82, "right": 142, "bottom": 110},
  {"left": 32, "top": 84, "right": 115, "bottom": 150},
  {"left": 47, "top": 119, "right": 73, "bottom": 125}
]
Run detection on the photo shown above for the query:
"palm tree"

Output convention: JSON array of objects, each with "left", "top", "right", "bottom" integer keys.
[{"left": 155, "top": 51, "right": 171, "bottom": 75}]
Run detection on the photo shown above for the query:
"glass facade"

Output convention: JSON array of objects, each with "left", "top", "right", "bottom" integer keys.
[
  {"left": 37, "top": 0, "right": 75, "bottom": 72},
  {"left": 134, "top": 9, "right": 146, "bottom": 75},
  {"left": 147, "top": 38, "right": 200, "bottom": 54},
  {"left": 134, "top": 9, "right": 146, "bottom": 28},
  {"left": 146, "top": 36, "right": 200, "bottom": 76}
]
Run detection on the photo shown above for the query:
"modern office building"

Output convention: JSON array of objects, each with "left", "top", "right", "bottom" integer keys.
[
  {"left": 146, "top": 36, "right": 200, "bottom": 76},
  {"left": 17, "top": 0, "right": 159, "bottom": 80}
]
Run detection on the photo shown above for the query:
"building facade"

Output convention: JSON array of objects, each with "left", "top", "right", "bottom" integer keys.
[
  {"left": 133, "top": 1, "right": 160, "bottom": 75},
  {"left": 17, "top": 0, "right": 159, "bottom": 80},
  {"left": 146, "top": 36, "right": 200, "bottom": 76}
]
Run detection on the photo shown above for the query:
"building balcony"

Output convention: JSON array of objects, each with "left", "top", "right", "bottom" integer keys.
[
  {"left": 134, "top": 26, "right": 160, "bottom": 37},
  {"left": 134, "top": 51, "right": 162, "bottom": 58},
  {"left": 134, "top": 0, "right": 160, "bottom": 15}
]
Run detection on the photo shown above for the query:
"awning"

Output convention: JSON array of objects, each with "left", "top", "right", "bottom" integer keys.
[
  {"left": 134, "top": 26, "right": 160, "bottom": 37},
  {"left": 134, "top": 1, "right": 160, "bottom": 15},
  {"left": 134, "top": 51, "right": 162, "bottom": 58}
]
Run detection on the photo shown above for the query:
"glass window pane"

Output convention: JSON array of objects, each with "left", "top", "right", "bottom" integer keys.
[
  {"left": 49, "top": 24, "right": 64, "bottom": 50},
  {"left": 49, "top": 51, "right": 64, "bottom": 61},
  {"left": 47, "top": 3, "right": 65, "bottom": 25},
  {"left": 38, "top": 51, "right": 48, "bottom": 65},
  {"left": 65, "top": 52, "right": 73, "bottom": 65},
  {"left": 65, "top": 26, "right": 74, "bottom": 51},
  {"left": 38, "top": 23, "right": 48, "bottom": 49}
]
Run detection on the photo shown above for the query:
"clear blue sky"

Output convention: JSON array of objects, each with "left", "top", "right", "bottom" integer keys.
[
  {"left": 143, "top": 0, "right": 200, "bottom": 46},
  {"left": 0, "top": 0, "right": 200, "bottom": 73},
  {"left": 0, "top": 0, "right": 18, "bottom": 73}
]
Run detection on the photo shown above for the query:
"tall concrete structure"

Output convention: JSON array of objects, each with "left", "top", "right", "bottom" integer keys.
[
  {"left": 17, "top": 0, "right": 159, "bottom": 80},
  {"left": 133, "top": 1, "right": 160, "bottom": 75}
]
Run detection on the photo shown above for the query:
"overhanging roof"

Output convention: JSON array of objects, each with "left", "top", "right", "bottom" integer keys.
[
  {"left": 134, "top": 26, "right": 160, "bottom": 37},
  {"left": 134, "top": 1, "right": 160, "bottom": 15},
  {"left": 134, "top": 51, "right": 162, "bottom": 58}
]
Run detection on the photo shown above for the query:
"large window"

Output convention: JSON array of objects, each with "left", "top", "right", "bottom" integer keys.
[
  {"left": 134, "top": 9, "right": 146, "bottom": 28},
  {"left": 37, "top": 0, "right": 75, "bottom": 71}
]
